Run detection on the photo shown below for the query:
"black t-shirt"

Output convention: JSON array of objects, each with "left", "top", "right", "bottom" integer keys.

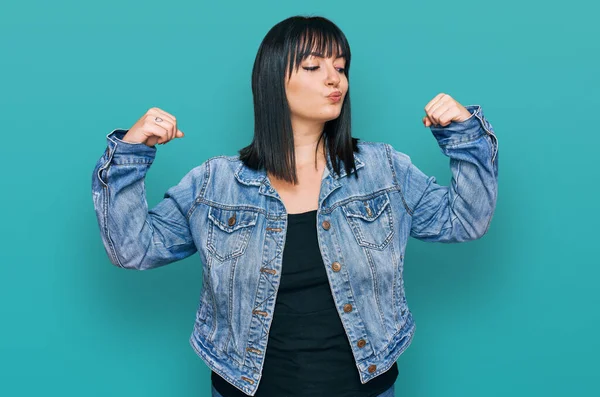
[{"left": 212, "top": 209, "right": 398, "bottom": 397}]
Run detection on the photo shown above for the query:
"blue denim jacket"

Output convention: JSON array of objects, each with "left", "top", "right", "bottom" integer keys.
[{"left": 91, "top": 105, "right": 498, "bottom": 396}]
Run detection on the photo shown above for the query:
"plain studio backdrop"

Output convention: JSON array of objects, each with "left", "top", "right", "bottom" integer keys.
[{"left": 1, "top": 1, "right": 597, "bottom": 396}]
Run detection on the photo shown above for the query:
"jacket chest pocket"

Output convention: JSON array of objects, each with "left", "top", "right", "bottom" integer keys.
[
  {"left": 207, "top": 206, "right": 259, "bottom": 262},
  {"left": 341, "top": 192, "right": 394, "bottom": 250}
]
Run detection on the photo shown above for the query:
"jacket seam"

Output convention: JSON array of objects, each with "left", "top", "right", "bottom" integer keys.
[
  {"left": 102, "top": 180, "right": 124, "bottom": 268},
  {"left": 385, "top": 143, "right": 413, "bottom": 216},
  {"left": 99, "top": 139, "right": 127, "bottom": 268},
  {"left": 474, "top": 112, "right": 498, "bottom": 164},
  {"left": 187, "top": 158, "right": 212, "bottom": 220}
]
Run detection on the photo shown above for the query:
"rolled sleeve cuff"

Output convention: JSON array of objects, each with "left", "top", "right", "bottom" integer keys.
[
  {"left": 105, "top": 128, "right": 156, "bottom": 165},
  {"left": 429, "top": 105, "right": 495, "bottom": 147}
]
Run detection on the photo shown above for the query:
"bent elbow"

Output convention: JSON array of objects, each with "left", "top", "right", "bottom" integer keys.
[
  {"left": 101, "top": 239, "right": 150, "bottom": 271},
  {"left": 473, "top": 212, "right": 495, "bottom": 240}
]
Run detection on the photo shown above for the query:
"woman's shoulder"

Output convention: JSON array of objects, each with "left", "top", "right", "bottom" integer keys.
[
  {"left": 178, "top": 154, "right": 241, "bottom": 185},
  {"left": 355, "top": 139, "right": 411, "bottom": 164},
  {"left": 196, "top": 154, "right": 241, "bottom": 169}
]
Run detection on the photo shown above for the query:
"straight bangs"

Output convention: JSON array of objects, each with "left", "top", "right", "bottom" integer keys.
[{"left": 285, "top": 21, "right": 352, "bottom": 81}]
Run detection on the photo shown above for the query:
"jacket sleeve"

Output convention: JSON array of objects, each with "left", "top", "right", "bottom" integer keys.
[
  {"left": 389, "top": 105, "right": 499, "bottom": 243},
  {"left": 91, "top": 128, "right": 208, "bottom": 269}
]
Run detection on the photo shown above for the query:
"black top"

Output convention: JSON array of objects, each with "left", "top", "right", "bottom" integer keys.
[{"left": 212, "top": 209, "right": 398, "bottom": 397}]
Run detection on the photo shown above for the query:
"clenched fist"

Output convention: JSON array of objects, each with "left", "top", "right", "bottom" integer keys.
[
  {"left": 122, "top": 107, "right": 185, "bottom": 147},
  {"left": 422, "top": 93, "right": 473, "bottom": 128}
]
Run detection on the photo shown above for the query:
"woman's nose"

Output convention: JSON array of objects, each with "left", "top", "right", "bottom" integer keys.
[{"left": 326, "top": 66, "right": 340, "bottom": 86}]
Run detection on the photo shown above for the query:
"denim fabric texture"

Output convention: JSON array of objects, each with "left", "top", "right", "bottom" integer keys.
[{"left": 91, "top": 105, "right": 498, "bottom": 396}]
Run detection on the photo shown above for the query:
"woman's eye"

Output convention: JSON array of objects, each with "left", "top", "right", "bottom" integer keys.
[{"left": 303, "top": 66, "right": 345, "bottom": 73}]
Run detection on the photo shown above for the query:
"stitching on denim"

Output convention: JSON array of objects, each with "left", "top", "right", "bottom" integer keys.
[
  {"left": 385, "top": 143, "right": 412, "bottom": 216},
  {"left": 391, "top": 241, "right": 399, "bottom": 324},
  {"left": 242, "top": 226, "right": 283, "bottom": 377},
  {"left": 189, "top": 338, "right": 252, "bottom": 395},
  {"left": 448, "top": 158, "right": 463, "bottom": 232},
  {"left": 324, "top": 220, "right": 372, "bottom": 361},
  {"left": 323, "top": 186, "right": 398, "bottom": 215},
  {"left": 102, "top": 173, "right": 124, "bottom": 268},
  {"left": 110, "top": 158, "right": 154, "bottom": 165},
  {"left": 475, "top": 113, "right": 498, "bottom": 164},
  {"left": 364, "top": 247, "right": 389, "bottom": 340},
  {"left": 343, "top": 203, "right": 394, "bottom": 250},
  {"left": 207, "top": 218, "right": 254, "bottom": 262},
  {"left": 186, "top": 160, "right": 212, "bottom": 220},
  {"left": 438, "top": 131, "right": 486, "bottom": 148},
  {"left": 206, "top": 255, "right": 218, "bottom": 343},
  {"left": 197, "top": 199, "right": 267, "bottom": 216}
]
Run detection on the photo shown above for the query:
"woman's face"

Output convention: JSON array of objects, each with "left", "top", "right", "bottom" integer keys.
[{"left": 284, "top": 52, "right": 348, "bottom": 125}]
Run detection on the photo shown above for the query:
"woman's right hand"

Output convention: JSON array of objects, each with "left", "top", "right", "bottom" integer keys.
[{"left": 122, "top": 107, "right": 185, "bottom": 147}]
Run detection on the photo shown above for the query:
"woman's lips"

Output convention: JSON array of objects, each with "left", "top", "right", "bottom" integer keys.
[{"left": 327, "top": 94, "right": 342, "bottom": 102}]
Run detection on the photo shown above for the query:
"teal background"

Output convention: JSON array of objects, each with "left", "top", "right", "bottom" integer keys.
[{"left": 1, "top": 0, "right": 598, "bottom": 396}]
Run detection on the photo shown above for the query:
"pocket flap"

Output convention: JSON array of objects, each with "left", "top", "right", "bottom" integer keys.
[
  {"left": 342, "top": 193, "right": 390, "bottom": 221},
  {"left": 208, "top": 206, "right": 259, "bottom": 233}
]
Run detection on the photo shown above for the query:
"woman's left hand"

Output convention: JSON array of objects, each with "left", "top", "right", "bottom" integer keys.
[{"left": 422, "top": 93, "right": 473, "bottom": 127}]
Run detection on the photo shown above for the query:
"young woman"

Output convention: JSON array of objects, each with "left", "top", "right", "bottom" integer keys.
[{"left": 92, "top": 15, "right": 498, "bottom": 397}]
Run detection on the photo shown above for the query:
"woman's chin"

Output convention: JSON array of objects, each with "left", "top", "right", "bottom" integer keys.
[{"left": 320, "top": 109, "right": 342, "bottom": 121}]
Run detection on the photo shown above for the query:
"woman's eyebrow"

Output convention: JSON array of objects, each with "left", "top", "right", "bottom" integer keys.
[{"left": 308, "top": 51, "right": 346, "bottom": 59}]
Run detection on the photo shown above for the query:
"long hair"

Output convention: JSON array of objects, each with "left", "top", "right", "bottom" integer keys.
[{"left": 238, "top": 15, "right": 360, "bottom": 185}]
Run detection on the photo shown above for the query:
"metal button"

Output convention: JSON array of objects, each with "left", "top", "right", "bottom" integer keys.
[
  {"left": 322, "top": 220, "right": 331, "bottom": 230},
  {"left": 343, "top": 304, "right": 352, "bottom": 313},
  {"left": 357, "top": 339, "right": 366, "bottom": 348},
  {"left": 331, "top": 262, "right": 341, "bottom": 272},
  {"left": 228, "top": 215, "right": 236, "bottom": 226},
  {"left": 368, "top": 364, "right": 377, "bottom": 373},
  {"left": 365, "top": 204, "right": 372, "bottom": 217}
]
